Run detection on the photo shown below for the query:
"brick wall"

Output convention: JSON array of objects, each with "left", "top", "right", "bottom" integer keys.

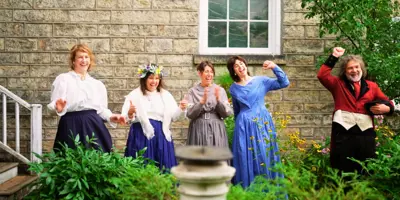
[{"left": 0, "top": 0, "right": 356, "bottom": 155}]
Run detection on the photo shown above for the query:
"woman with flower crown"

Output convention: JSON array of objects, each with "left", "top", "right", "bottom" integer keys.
[
  {"left": 121, "top": 64, "right": 187, "bottom": 171},
  {"left": 186, "top": 61, "right": 233, "bottom": 148}
]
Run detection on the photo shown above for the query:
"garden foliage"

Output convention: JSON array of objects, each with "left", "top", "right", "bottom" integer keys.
[
  {"left": 301, "top": 0, "right": 400, "bottom": 100},
  {"left": 26, "top": 135, "right": 177, "bottom": 200},
  {"left": 215, "top": 74, "right": 399, "bottom": 199}
]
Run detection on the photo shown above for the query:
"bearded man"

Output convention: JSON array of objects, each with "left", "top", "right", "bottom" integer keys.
[{"left": 317, "top": 47, "right": 394, "bottom": 173}]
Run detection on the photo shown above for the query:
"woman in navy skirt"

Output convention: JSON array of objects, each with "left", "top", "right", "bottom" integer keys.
[
  {"left": 121, "top": 64, "right": 187, "bottom": 171},
  {"left": 47, "top": 44, "right": 125, "bottom": 153}
]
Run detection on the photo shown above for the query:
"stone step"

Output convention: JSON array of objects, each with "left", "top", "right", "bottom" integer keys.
[
  {"left": 0, "top": 175, "right": 37, "bottom": 199},
  {"left": 0, "top": 163, "right": 18, "bottom": 184}
]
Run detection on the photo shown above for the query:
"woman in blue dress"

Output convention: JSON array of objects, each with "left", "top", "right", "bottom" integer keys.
[{"left": 227, "top": 56, "right": 290, "bottom": 188}]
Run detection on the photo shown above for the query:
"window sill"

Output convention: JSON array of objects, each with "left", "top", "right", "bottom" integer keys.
[{"left": 193, "top": 55, "right": 286, "bottom": 65}]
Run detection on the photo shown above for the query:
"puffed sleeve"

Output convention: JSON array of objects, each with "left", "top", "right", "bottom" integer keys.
[
  {"left": 214, "top": 87, "right": 233, "bottom": 119},
  {"left": 47, "top": 74, "right": 68, "bottom": 116},
  {"left": 121, "top": 93, "right": 139, "bottom": 123},
  {"left": 96, "top": 81, "right": 117, "bottom": 128},
  {"left": 165, "top": 91, "right": 181, "bottom": 121},
  {"left": 186, "top": 88, "right": 204, "bottom": 119}
]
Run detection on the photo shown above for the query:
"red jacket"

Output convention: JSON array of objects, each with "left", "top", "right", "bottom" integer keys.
[{"left": 317, "top": 56, "right": 394, "bottom": 115}]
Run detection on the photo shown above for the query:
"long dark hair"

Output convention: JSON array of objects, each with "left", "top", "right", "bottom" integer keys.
[
  {"left": 139, "top": 72, "right": 164, "bottom": 95},
  {"left": 227, "top": 56, "right": 251, "bottom": 82}
]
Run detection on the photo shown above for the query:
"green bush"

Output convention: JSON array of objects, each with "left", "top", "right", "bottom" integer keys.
[
  {"left": 357, "top": 122, "right": 400, "bottom": 199},
  {"left": 215, "top": 72, "right": 400, "bottom": 199},
  {"left": 227, "top": 164, "right": 385, "bottom": 200},
  {"left": 26, "top": 135, "right": 177, "bottom": 200},
  {"left": 215, "top": 72, "right": 234, "bottom": 99},
  {"left": 215, "top": 72, "right": 235, "bottom": 148},
  {"left": 226, "top": 116, "right": 399, "bottom": 199},
  {"left": 301, "top": 0, "right": 400, "bottom": 99}
]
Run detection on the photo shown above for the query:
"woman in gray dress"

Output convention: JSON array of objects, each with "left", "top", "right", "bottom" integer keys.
[{"left": 186, "top": 61, "right": 233, "bottom": 147}]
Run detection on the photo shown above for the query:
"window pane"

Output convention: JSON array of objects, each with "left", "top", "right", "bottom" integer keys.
[
  {"left": 250, "top": 0, "right": 268, "bottom": 20},
  {"left": 229, "top": 0, "right": 248, "bottom": 20},
  {"left": 209, "top": 0, "right": 227, "bottom": 19},
  {"left": 209, "top": 22, "right": 227, "bottom": 47},
  {"left": 250, "top": 22, "right": 268, "bottom": 47},
  {"left": 229, "top": 22, "right": 247, "bottom": 47}
]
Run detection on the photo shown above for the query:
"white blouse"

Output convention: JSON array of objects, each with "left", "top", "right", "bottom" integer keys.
[
  {"left": 121, "top": 90, "right": 181, "bottom": 122},
  {"left": 47, "top": 71, "right": 115, "bottom": 126}
]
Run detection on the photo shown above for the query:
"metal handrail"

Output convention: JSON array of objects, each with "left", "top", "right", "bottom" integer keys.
[
  {"left": 0, "top": 85, "right": 31, "bottom": 110},
  {"left": 0, "top": 84, "right": 42, "bottom": 163}
]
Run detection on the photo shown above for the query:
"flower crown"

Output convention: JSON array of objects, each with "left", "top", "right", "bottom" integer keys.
[{"left": 137, "top": 63, "right": 166, "bottom": 78}]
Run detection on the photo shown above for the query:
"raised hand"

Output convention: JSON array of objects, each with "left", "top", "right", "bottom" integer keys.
[
  {"left": 110, "top": 114, "right": 127, "bottom": 125},
  {"left": 55, "top": 98, "right": 67, "bottom": 113},
  {"left": 128, "top": 100, "right": 136, "bottom": 119},
  {"left": 215, "top": 86, "right": 220, "bottom": 102},
  {"left": 262, "top": 60, "right": 276, "bottom": 70},
  {"left": 200, "top": 87, "right": 208, "bottom": 104},
  {"left": 332, "top": 47, "right": 345, "bottom": 58},
  {"left": 179, "top": 94, "right": 188, "bottom": 110}
]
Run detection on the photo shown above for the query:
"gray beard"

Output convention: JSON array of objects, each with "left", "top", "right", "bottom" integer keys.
[{"left": 346, "top": 72, "right": 362, "bottom": 82}]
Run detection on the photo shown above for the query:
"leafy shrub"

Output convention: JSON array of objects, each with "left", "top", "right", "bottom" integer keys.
[
  {"left": 215, "top": 72, "right": 234, "bottom": 99},
  {"left": 224, "top": 116, "right": 235, "bottom": 148},
  {"left": 215, "top": 72, "right": 235, "bottom": 147},
  {"left": 301, "top": 0, "right": 400, "bottom": 99},
  {"left": 214, "top": 70, "right": 400, "bottom": 199},
  {"left": 26, "top": 135, "right": 177, "bottom": 200},
  {"left": 357, "top": 119, "right": 400, "bottom": 199}
]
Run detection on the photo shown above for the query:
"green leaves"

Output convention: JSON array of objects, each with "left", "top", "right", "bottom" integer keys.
[
  {"left": 25, "top": 135, "right": 177, "bottom": 200},
  {"left": 302, "top": 0, "right": 400, "bottom": 99}
]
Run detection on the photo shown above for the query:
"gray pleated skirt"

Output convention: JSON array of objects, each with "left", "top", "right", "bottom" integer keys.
[{"left": 186, "top": 113, "right": 229, "bottom": 148}]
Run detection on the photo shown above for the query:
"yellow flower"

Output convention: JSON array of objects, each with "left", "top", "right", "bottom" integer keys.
[
  {"left": 252, "top": 117, "right": 258, "bottom": 122},
  {"left": 248, "top": 147, "right": 253, "bottom": 151},
  {"left": 311, "top": 166, "right": 317, "bottom": 171},
  {"left": 264, "top": 121, "right": 269, "bottom": 125},
  {"left": 249, "top": 136, "right": 255, "bottom": 140},
  {"left": 312, "top": 142, "right": 321, "bottom": 150},
  {"left": 260, "top": 162, "right": 265, "bottom": 166}
]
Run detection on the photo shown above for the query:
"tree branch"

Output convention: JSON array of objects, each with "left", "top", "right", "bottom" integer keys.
[{"left": 314, "top": 1, "right": 359, "bottom": 49}]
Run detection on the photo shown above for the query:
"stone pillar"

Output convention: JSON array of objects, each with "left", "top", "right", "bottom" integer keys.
[{"left": 171, "top": 146, "right": 235, "bottom": 200}]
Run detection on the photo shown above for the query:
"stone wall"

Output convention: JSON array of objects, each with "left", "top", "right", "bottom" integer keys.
[{"left": 0, "top": 0, "right": 363, "bottom": 155}]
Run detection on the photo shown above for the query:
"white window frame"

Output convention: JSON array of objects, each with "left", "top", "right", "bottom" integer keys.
[{"left": 199, "top": 0, "right": 281, "bottom": 55}]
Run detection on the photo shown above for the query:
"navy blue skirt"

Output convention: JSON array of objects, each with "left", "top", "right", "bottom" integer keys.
[
  {"left": 125, "top": 119, "right": 177, "bottom": 170},
  {"left": 53, "top": 110, "right": 112, "bottom": 153}
]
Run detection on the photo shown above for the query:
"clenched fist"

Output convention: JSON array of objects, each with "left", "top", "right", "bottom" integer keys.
[
  {"left": 262, "top": 60, "right": 276, "bottom": 70},
  {"left": 332, "top": 47, "right": 345, "bottom": 58}
]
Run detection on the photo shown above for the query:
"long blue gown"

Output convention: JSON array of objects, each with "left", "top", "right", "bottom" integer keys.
[{"left": 230, "top": 66, "right": 289, "bottom": 188}]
